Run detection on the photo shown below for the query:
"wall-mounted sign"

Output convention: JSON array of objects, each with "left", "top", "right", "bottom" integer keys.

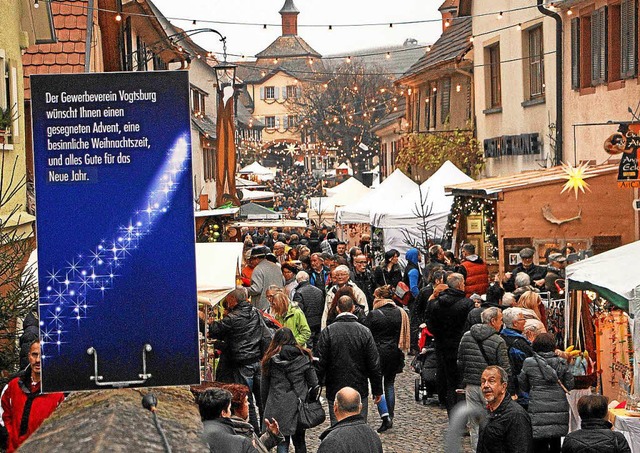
[
  {"left": 604, "top": 123, "right": 640, "bottom": 188},
  {"left": 31, "top": 71, "right": 199, "bottom": 392}
]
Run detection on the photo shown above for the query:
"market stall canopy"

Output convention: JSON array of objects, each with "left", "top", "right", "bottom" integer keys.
[
  {"left": 370, "top": 161, "right": 472, "bottom": 256},
  {"left": 309, "top": 178, "right": 371, "bottom": 226},
  {"left": 372, "top": 161, "right": 472, "bottom": 228},
  {"left": 241, "top": 188, "right": 276, "bottom": 201},
  {"left": 239, "top": 202, "right": 281, "bottom": 220},
  {"left": 236, "top": 177, "right": 266, "bottom": 189},
  {"left": 194, "top": 207, "right": 239, "bottom": 218},
  {"left": 336, "top": 169, "right": 417, "bottom": 224},
  {"left": 325, "top": 176, "right": 367, "bottom": 197},
  {"left": 196, "top": 242, "right": 244, "bottom": 306},
  {"left": 239, "top": 162, "right": 276, "bottom": 180},
  {"left": 566, "top": 240, "right": 640, "bottom": 311}
]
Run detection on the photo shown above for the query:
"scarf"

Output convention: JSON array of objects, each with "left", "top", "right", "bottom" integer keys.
[{"left": 373, "top": 298, "right": 411, "bottom": 352}]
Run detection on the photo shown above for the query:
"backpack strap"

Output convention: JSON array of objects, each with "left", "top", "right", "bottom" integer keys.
[{"left": 472, "top": 336, "right": 493, "bottom": 365}]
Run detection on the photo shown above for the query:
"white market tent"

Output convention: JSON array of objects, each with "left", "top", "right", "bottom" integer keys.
[
  {"left": 566, "top": 240, "right": 640, "bottom": 311},
  {"left": 240, "top": 188, "right": 276, "bottom": 201},
  {"left": 239, "top": 161, "right": 275, "bottom": 181},
  {"left": 371, "top": 161, "right": 473, "bottom": 255},
  {"left": 196, "top": 242, "right": 244, "bottom": 306},
  {"left": 335, "top": 169, "right": 418, "bottom": 225},
  {"left": 308, "top": 177, "right": 370, "bottom": 226}
]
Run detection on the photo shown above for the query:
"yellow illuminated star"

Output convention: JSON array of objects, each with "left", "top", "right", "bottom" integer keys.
[{"left": 561, "top": 161, "right": 591, "bottom": 199}]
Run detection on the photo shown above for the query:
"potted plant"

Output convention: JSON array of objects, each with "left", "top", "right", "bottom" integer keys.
[{"left": 0, "top": 105, "right": 18, "bottom": 144}]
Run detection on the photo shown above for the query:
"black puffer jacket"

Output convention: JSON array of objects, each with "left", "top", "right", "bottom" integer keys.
[
  {"left": 373, "top": 264, "right": 402, "bottom": 289},
  {"left": 209, "top": 301, "right": 262, "bottom": 365},
  {"left": 261, "top": 345, "right": 318, "bottom": 436},
  {"left": 364, "top": 303, "right": 404, "bottom": 376},
  {"left": 316, "top": 313, "right": 383, "bottom": 401},
  {"left": 518, "top": 352, "right": 574, "bottom": 439},
  {"left": 561, "top": 418, "right": 631, "bottom": 453},
  {"left": 426, "top": 288, "right": 475, "bottom": 352},
  {"left": 457, "top": 324, "right": 510, "bottom": 386},
  {"left": 293, "top": 281, "right": 325, "bottom": 330}
]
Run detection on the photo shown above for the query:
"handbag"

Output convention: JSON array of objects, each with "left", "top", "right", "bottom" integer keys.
[{"left": 285, "top": 371, "right": 326, "bottom": 429}]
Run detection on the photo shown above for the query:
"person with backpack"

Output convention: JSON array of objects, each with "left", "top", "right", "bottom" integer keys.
[
  {"left": 210, "top": 288, "right": 264, "bottom": 433},
  {"left": 261, "top": 328, "right": 318, "bottom": 453},
  {"left": 457, "top": 307, "right": 511, "bottom": 449}
]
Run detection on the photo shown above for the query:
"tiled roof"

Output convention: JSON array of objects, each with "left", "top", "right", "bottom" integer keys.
[
  {"left": 324, "top": 41, "right": 426, "bottom": 81},
  {"left": 255, "top": 35, "right": 321, "bottom": 59},
  {"left": 398, "top": 16, "right": 472, "bottom": 83},
  {"left": 237, "top": 58, "right": 327, "bottom": 84},
  {"left": 22, "top": 1, "right": 88, "bottom": 99},
  {"left": 192, "top": 114, "right": 217, "bottom": 139}
]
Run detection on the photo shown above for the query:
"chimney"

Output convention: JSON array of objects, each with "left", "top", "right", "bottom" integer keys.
[{"left": 280, "top": 0, "right": 300, "bottom": 36}]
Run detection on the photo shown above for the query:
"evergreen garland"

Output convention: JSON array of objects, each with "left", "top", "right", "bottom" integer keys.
[{"left": 445, "top": 195, "right": 498, "bottom": 258}]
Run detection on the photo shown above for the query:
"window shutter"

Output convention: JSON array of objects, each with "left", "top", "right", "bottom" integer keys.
[
  {"left": 591, "top": 8, "right": 607, "bottom": 85},
  {"left": 275, "top": 117, "right": 280, "bottom": 128},
  {"left": 621, "top": 0, "right": 637, "bottom": 78},
  {"left": 260, "top": 87, "right": 265, "bottom": 100},
  {"left": 440, "top": 78, "right": 451, "bottom": 124},
  {"left": 282, "top": 86, "right": 288, "bottom": 99},
  {"left": 283, "top": 115, "right": 289, "bottom": 129},
  {"left": 274, "top": 87, "right": 280, "bottom": 99},
  {"left": 571, "top": 18, "right": 581, "bottom": 89},
  {"left": 297, "top": 86, "right": 301, "bottom": 97}
]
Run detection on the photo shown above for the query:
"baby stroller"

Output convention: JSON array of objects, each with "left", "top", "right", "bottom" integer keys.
[{"left": 411, "top": 326, "right": 438, "bottom": 405}]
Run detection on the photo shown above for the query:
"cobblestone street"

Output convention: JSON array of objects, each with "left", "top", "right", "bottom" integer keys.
[{"left": 305, "top": 363, "right": 473, "bottom": 453}]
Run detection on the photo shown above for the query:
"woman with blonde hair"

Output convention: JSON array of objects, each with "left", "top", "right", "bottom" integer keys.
[
  {"left": 269, "top": 292, "right": 311, "bottom": 347},
  {"left": 517, "top": 290, "right": 547, "bottom": 326}
]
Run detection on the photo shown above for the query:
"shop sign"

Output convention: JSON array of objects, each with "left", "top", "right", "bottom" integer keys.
[{"left": 604, "top": 123, "right": 640, "bottom": 188}]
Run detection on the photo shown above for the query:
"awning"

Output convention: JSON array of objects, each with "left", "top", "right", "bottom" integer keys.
[
  {"left": 196, "top": 242, "right": 244, "bottom": 306},
  {"left": 445, "top": 163, "right": 619, "bottom": 199},
  {"left": 194, "top": 207, "right": 239, "bottom": 218},
  {"left": 229, "top": 219, "right": 307, "bottom": 229},
  {"left": 566, "top": 240, "right": 640, "bottom": 311}
]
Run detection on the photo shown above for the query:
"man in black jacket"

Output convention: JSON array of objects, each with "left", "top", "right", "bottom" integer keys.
[
  {"left": 316, "top": 296, "right": 383, "bottom": 424},
  {"left": 293, "top": 271, "right": 324, "bottom": 350},
  {"left": 426, "top": 272, "right": 475, "bottom": 416},
  {"left": 562, "top": 394, "right": 631, "bottom": 453},
  {"left": 503, "top": 248, "right": 546, "bottom": 292},
  {"left": 351, "top": 254, "right": 376, "bottom": 311},
  {"left": 209, "top": 288, "right": 263, "bottom": 432},
  {"left": 477, "top": 366, "right": 533, "bottom": 453},
  {"left": 318, "top": 387, "right": 383, "bottom": 453}
]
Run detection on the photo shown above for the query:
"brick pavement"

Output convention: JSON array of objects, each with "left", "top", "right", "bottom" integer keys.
[{"left": 304, "top": 363, "right": 474, "bottom": 453}]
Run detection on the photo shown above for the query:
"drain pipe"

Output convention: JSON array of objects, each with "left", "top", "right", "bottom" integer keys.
[{"left": 537, "top": 0, "right": 563, "bottom": 166}]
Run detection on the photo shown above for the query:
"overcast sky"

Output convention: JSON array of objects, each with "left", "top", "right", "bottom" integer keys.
[{"left": 151, "top": 0, "right": 443, "bottom": 60}]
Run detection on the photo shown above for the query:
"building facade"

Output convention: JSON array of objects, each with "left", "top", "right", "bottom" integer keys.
[{"left": 472, "top": 0, "right": 557, "bottom": 177}]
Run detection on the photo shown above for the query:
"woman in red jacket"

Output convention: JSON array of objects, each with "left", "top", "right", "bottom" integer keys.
[{"left": 1, "top": 340, "right": 64, "bottom": 452}]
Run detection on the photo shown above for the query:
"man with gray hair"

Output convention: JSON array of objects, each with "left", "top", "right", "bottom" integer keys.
[
  {"left": 293, "top": 271, "right": 324, "bottom": 350},
  {"left": 317, "top": 387, "right": 383, "bottom": 453},
  {"left": 322, "top": 265, "right": 368, "bottom": 328},
  {"left": 503, "top": 247, "right": 546, "bottom": 292},
  {"left": 502, "top": 292, "right": 516, "bottom": 307},
  {"left": 426, "top": 272, "right": 475, "bottom": 416},
  {"left": 500, "top": 307, "right": 534, "bottom": 408},
  {"left": 513, "top": 272, "right": 540, "bottom": 301},
  {"left": 458, "top": 307, "right": 511, "bottom": 448}
]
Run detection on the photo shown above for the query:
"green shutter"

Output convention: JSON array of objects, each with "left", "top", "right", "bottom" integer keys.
[
  {"left": 440, "top": 78, "right": 451, "bottom": 124},
  {"left": 571, "top": 18, "right": 581, "bottom": 89}
]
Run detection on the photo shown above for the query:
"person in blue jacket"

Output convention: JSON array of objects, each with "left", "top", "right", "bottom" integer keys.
[{"left": 403, "top": 248, "right": 424, "bottom": 353}]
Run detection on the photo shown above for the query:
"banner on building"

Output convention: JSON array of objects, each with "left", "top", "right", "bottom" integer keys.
[
  {"left": 604, "top": 123, "right": 640, "bottom": 188},
  {"left": 31, "top": 71, "right": 199, "bottom": 392}
]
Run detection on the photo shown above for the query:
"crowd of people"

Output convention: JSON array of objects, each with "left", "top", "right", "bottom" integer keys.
[
  {"left": 196, "top": 225, "right": 630, "bottom": 453},
  {"left": 264, "top": 167, "right": 322, "bottom": 219},
  {"left": 2, "top": 222, "right": 629, "bottom": 453}
]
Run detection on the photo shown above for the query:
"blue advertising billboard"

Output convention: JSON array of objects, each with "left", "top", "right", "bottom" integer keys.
[{"left": 31, "top": 71, "right": 200, "bottom": 392}]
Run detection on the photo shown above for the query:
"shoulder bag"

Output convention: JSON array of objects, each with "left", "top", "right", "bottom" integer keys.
[{"left": 285, "top": 368, "right": 325, "bottom": 429}]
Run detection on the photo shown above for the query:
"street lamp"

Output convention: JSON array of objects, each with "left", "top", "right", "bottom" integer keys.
[{"left": 213, "top": 46, "right": 241, "bottom": 207}]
